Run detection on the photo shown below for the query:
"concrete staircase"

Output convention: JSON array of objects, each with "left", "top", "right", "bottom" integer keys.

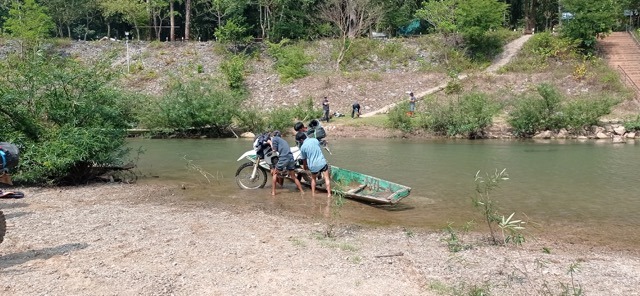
[{"left": 600, "top": 32, "right": 640, "bottom": 92}]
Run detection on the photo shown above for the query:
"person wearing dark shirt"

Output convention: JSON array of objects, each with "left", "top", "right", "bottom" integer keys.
[
  {"left": 352, "top": 101, "right": 361, "bottom": 118},
  {"left": 322, "top": 96, "right": 330, "bottom": 122},
  {"left": 267, "top": 132, "right": 304, "bottom": 196}
]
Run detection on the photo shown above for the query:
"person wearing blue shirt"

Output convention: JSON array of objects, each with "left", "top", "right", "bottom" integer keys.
[
  {"left": 267, "top": 132, "right": 304, "bottom": 196},
  {"left": 296, "top": 132, "right": 331, "bottom": 198}
]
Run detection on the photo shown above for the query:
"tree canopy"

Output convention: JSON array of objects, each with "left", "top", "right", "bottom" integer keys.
[{"left": 0, "top": 0, "right": 629, "bottom": 43}]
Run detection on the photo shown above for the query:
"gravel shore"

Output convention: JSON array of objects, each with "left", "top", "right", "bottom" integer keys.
[{"left": 1, "top": 183, "right": 639, "bottom": 295}]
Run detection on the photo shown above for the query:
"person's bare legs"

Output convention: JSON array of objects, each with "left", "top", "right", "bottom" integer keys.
[
  {"left": 310, "top": 173, "right": 317, "bottom": 196},
  {"left": 288, "top": 170, "right": 304, "bottom": 193},
  {"left": 271, "top": 169, "right": 278, "bottom": 196},
  {"left": 322, "top": 169, "right": 331, "bottom": 198}
]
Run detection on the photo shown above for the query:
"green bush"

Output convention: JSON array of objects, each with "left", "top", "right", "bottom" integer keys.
[
  {"left": 235, "top": 109, "right": 267, "bottom": 134},
  {"left": 265, "top": 108, "right": 296, "bottom": 134},
  {"left": 220, "top": 53, "right": 247, "bottom": 90},
  {"left": 463, "top": 28, "right": 505, "bottom": 63},
  {"left": 141, "top": 79, "right": 242, "bottom": 135},
  {"left": 0, "top": 53, "right": 135, "bottom": 184},
  {"left": 418, "top": 93, "right": 499, "bottom": 138},
  {"left": 235, "top": 98, "right": 322, "bottom": 135},
  {"left": 624, "top": 115, "right": 640, "bottom": 132},
  {"left": 508, "top": 84, "right": 563, "bottom": 137},
  {"left": 289, "top": 97, "right": 323, "bottom": 121},
  {"left": 386, "top": 102, "right": 414, "bottom": 132},
  {"left": 561, "top": 98, "right": 618, "bottom": 132},
  {"left": 340, "top": 38, "right": 416, "bottom": 70},
  {"left": 504, "top": 32, "right": 579, "bottom": 72},
  {"left": 266, "top": 39, "right": 311, "bottom": 83},
  {"left": 509, "top": 83, "right": 617, "bottom": 136}
]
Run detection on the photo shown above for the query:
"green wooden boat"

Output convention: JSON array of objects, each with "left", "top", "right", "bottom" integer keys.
[{"left": 327, "top": 165, "right": 411, "bottom": 205}]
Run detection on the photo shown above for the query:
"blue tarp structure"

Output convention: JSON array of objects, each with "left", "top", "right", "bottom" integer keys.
[{"left": 397, "top": 19, "right": 421, "bottom": 36}]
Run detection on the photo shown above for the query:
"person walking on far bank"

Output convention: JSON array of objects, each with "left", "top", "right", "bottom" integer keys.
[
  {"left": 408, "top": 92, "right": 416, "bottom": 117},
  {"left": 322, "top": 96, "right": 330, "bottom": 122}
]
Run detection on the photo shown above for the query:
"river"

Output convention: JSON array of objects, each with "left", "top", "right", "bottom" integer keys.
[{"left": 128, "top": 137, "right": 640, "bottom": 249}]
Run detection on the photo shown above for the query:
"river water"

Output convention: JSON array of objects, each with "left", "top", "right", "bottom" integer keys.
[{"left": 129, "top": 137, "right": 640, "bottom": 248}]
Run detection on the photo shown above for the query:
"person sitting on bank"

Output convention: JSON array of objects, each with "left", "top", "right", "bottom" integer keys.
[
  {"left": 352, "top": 101, "right": 361, "bottom": 118},
  {"left": 267, "top": 131, "right": 304, "bottom": 196},
  {"left": 296, "top": 132, "right": 331, "bottom": 198}
]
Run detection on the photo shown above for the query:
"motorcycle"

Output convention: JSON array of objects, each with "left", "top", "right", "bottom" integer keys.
[
  {"left": 0, "top": 142, "right": 22, "bottom": 245},
  {"left": 234, "top": 120, "right": 329, "bottom": 190}
]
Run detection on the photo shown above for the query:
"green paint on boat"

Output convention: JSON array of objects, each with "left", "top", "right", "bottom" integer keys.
[{"left": 329, "top": 165, "right": 411, "bottom": 205}]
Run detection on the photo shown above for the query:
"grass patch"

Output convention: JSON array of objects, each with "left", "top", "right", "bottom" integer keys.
[{"left": 332, "top": 114, "right": 388, "bottom": 128}]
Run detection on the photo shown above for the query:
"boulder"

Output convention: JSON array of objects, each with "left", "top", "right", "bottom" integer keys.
[
  {"left": 595, "top": 132, "right": 609, "bottom": 139},
  {"left": 613, "top": 126, "right": 626, "bottom": 135},
  {"left": 240, "top": 132, "right": 255, "bottom": 138},
  {"left": 533, "top": 130, "right": 552, "bottom": 139},
  {"left": 612, "top": 135, "right": 626, "bottom": 144},
  {"left": 556, "top": 129, "right": 568, "bottom": 138}
]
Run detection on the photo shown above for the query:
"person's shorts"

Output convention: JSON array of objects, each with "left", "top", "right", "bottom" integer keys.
[
  {"left": 276, "top": 158, "right": 296, "bottom": 172},
  {"left": 409, "top": 104, "right": 416, "bottom": 112},
  {"left": 311, "top": 164, "right": 329, "bottom": 175}
]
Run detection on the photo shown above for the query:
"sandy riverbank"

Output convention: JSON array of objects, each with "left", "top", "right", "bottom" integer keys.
[{"left": 1, "top": 183, "right": 639, "bottom": 295}]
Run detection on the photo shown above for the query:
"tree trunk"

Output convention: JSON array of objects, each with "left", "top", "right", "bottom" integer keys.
[
  {"left": 184, "top": 0, "right": 191, "bottom": 41},
  {"left": 67, "top": 25, "right": 71, "bottom": 39},
  {"left": 525, "top": 0, "right": 537, "bottom": 33},
  {"left": 107, "top": 23, "right": 111, "bottom": 38},
  {"left": 170, "top": 0, "right": 175, "bottom": 41}
]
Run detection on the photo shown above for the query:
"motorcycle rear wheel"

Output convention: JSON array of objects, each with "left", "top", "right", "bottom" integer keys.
[
  {"left": 235, "top": 162, "right": 268, "bottom": 189},
  {"left": 0, "top": 210, "right": 6, "bottom": 245}
]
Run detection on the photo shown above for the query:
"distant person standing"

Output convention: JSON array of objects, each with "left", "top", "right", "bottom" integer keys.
[
  {"left": 322, "top": 96, "right": 330, "bottom": 122},
  {"left": 351, "top": 101, "right": 361, "bottom": 118},
  {"left": 408, "top": 92, "right": 416, "bottom": 117}
]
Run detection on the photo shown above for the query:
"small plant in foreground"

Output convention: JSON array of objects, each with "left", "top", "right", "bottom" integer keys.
[
  {"left": 560, "top": 262, "right": 583, "bottom": 296},
  {"left": 537, "top": 260, "right": 584, "bottom": 296},
  {"left": 443, "top": 221, "right": 474, "bottom": 252},
  {"left": 472, "top": 169, "right": 526, "bottom": 246}
]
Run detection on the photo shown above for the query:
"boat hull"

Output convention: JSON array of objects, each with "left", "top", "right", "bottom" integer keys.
[{"left": 327, "top": 165, "right": 411, "bottom": 205}]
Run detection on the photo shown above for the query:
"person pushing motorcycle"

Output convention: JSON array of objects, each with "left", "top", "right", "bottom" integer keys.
[{"left": 266, "top": 131, "right": 304, "bottom": 196}]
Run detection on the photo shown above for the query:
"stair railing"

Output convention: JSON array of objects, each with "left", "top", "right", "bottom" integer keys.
[
  {"left": 627, "top": 29, "right": 640, "bottom": 48},
  {"left": 618, "top": 65, "right": 640, "bottom": 94}
]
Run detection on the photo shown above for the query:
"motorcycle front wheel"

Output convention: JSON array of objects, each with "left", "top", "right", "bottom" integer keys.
[
  {"left": 0, "top": 210, "right": 6, "bottom": 244},
  {"left": 235, "top": 162, "right": 268, "bottom": 189}
]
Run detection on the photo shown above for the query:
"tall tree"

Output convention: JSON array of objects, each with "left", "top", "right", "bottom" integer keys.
[
  {"left": 524, "top": 0, "right": 536, "bottom": 33},
  {"left": 320, "top": 0, "right": 383, "bottom": 70},
  {"left": 415, "top": 0, "right": 457, "bottom": 36},
  {"left": 185, "top": 0, "right": 192, "bottom": 40},
  {"left": 43, "top": 0, "right": 82, "bottom": 38},
  {"left": 3, "top": 0, "right": 55, "bottom": 53},
  {"left": 560, "top": 0, "right": 619, "bottom": 51},
  {"left": 100, "top": 0, "right": 147, "bottom": 40}
]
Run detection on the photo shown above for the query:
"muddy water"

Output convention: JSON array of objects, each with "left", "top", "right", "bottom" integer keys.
[{"left": 129, "top": 137, "right": 640, "bottom": 248}]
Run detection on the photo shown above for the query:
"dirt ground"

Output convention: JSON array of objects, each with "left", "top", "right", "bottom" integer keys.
[{"left": 1, "top": 184, "right": 639, "bottom": 295}]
